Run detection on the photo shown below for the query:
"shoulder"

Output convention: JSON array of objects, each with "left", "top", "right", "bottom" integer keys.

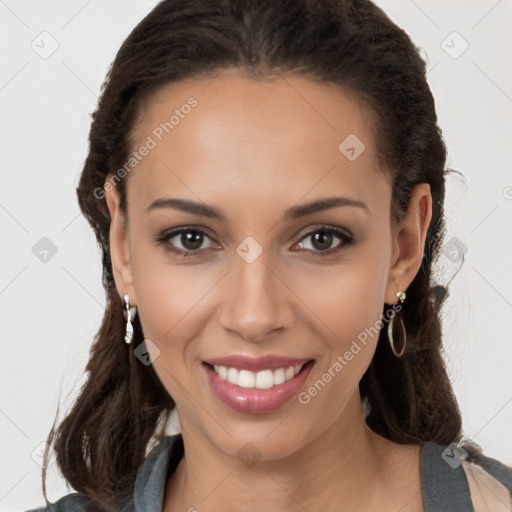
[
  {"left": 462, "top": 449, "right": 512, "bottom": 510},
  {"left": 24, "top": 492, "right": 136, "bottom": 512},
  {"left": 470, "top": 449, "right": 512, "bottom": 490},
  {"left": 421, "top": 441, "right": 512, "bottom": 511},
  {"left": 24, "top": 435, "right": 183, "bottom": 512},
  {"left": 23, "top": 492, "right": 106, "bottom": 512}
]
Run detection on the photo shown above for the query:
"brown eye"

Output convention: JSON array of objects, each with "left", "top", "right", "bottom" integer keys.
[
  {"left": 293, "top": 227, "right": 354, "bottom": 255},
  {"left": 154, "top": 227, "right": 218, "bottom": 257},
  {"left": 177, "top": 230, "right": 205, "bottom": 250}
]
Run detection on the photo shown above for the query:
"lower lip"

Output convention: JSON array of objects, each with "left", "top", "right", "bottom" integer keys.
[{"left": 202, "top": 360, "right": 315, "bottom": 414}]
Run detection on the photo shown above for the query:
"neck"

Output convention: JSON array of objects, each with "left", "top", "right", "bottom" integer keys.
[{"left": 163, "top": 392, "right": 421, "bottom": 512}]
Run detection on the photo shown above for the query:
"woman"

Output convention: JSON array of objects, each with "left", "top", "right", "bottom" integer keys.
[{"left": 29, "top": 0, "right": 512, "bottom": 511}]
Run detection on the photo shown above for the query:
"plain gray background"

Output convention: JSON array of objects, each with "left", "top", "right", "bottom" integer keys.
[{"left": 1, "top": 0, "right": 511, "bottom": 510}]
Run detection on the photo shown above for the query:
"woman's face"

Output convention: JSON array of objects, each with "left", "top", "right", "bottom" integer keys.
[{"left": 106, "top": 67, "right": 430, "bottom": 461}]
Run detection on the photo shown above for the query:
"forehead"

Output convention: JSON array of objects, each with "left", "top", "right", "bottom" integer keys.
[{"left": 127, "top": 68, "right": 389, "bottom": 216}]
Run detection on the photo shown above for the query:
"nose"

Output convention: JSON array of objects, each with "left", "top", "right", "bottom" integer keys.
[{"left": 217, "top": 248, "right": 295, "bottom": 342}]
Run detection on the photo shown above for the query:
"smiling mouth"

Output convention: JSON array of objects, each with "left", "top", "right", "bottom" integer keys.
[
  {"left": 202, "top": 358, "right": 316, "bottom": 414},
  {"left": 203, "top": 360, "right": 314, "bottom": 389}
]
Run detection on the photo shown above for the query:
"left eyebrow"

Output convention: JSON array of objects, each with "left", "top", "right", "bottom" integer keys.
[{"left": 283, "top": 196, "right": 369, "bottom": 220}]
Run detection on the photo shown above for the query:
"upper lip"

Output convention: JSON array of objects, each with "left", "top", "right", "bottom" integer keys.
[{"left": 203, "top": 355, "right": 313, "bottom": 372}]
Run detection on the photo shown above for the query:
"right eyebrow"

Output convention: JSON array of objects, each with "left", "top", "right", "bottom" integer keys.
[{"left": 146, "top": 198, "right": 227, "bottom": 221}]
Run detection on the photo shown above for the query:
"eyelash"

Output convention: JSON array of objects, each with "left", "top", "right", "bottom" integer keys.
[{"left": 154, "top": 225, "right": 355, "bottom": 259}]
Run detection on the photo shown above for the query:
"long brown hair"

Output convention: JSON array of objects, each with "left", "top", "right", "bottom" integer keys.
[{"left": 41, "top": 0, "right": 480, "bottom": 509}]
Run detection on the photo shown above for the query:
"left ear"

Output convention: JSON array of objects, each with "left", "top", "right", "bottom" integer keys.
[{"left": 385, "top": 183, "right": 433, "bottom": 305}]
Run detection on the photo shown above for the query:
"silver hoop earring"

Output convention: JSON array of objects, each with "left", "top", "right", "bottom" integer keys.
[
  {"left": 123, "top": 294, "right": 137, "bottom": 345},
  {"left": 388, "top": 291, "right": 406, "bottom": 358}
]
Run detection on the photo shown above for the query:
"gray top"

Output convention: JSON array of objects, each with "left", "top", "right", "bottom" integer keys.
[{"left": 26, "top": 433, "right": 512, "bottom": 512}]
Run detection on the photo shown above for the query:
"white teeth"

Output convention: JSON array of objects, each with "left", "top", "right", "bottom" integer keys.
[
  {"left": 239, "top": 370, "right": 255, "bottom": 388},
  {"left": 255, "top": 369, "right": 274, "bottom": 389},
  {"left": 211, "top": 363, "right": 306, "bottom": 388},
  {"left": 227, "top": 367, "right": 239, "bottom": 384},
  {"left": 273, "top": 368, "right": 286, "bottom": 385}
]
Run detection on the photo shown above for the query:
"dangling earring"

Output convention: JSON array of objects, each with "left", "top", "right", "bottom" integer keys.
[
  {"left": 388, "top": 291, "right": 406, "bottom": 358},
  {"left": 123, "top": 294, "right": 137, "bottom": 345}
]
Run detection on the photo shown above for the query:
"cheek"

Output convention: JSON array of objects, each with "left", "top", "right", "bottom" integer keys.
[
  {"left": 294, "top": 241, "right": 390, "bottom": 345},
  {"left": 291, "top": 239, "right": 390, "bottom": 395},
  {"left": 133, "top": 261, "right": 211, "bottom": 352},
  {"left": 132, "top": 258, "right": 213, "bottom": 403},
  {"left": 294, "top": 265, "right": 388, "bottom": 418},
  {"left": 129, "top": 239, "right": 200, "bottom": 349}
]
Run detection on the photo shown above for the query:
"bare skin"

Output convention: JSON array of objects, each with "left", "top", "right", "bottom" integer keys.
[{"left": 105, "top": 67, "right": 431, "bottom": 512}]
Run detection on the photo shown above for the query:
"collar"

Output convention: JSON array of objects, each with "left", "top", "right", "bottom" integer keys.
[
  {"left": 132, "top": 434, "right": 184, "bottom": 512},
  {"left": 129, "top": 433, "right": 482, "bottom": 512}
]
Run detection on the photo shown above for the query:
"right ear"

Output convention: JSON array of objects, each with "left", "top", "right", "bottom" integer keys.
[{"left": 104, "top": 183, "right": 137, "bottom": 305}]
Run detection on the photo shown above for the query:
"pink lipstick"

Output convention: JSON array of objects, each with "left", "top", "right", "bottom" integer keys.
[{"left": 202, "top": 355, "right": 314, "bottom": 414}]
